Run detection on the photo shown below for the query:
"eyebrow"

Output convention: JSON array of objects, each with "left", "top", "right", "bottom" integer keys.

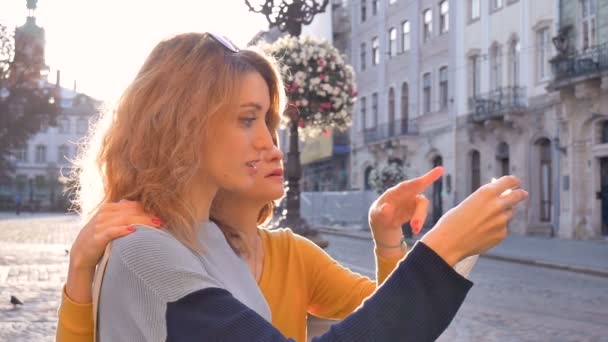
[{"left": 239, "top": 102, "right": 263, "bottom": 111}]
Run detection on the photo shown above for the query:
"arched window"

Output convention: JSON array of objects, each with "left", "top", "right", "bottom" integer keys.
[
  {"left": 509, "top": 39, "right": 521, "bottom": 86},
  {"left": 470, "top": 150, "right": 481, "bottom": 194},
  {"left": 537, "top": 138, "right": 552, "bottom": 222},
  {"left": 388, "top": 87, "right": 395, "bottom": 136},
  {"left": 496, "top": 142, "right": 510, "bottom": 176},
  {"left": 364, "top": 166, "right": 374, "bottom": 190},
  {"left": 490, "top": 43, "right": 502, "bottom": 91},
  {"left": 401, "top": 82, "right": 409, "bottom": 133}
]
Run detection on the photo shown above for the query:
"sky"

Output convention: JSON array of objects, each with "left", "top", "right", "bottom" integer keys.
[{"left": 1, "top": 0, "right": 271, "bottom": 102}]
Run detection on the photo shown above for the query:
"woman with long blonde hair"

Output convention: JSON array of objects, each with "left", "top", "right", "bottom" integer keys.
[{"left": 59, "top": 32, "right": 529, "bottom": 341}]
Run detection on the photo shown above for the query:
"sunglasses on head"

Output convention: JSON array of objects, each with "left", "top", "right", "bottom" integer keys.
[{"left": 208, "top": 32, "right": 240, "bottom": 53}]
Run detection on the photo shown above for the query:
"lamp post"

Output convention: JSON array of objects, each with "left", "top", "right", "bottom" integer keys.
[{"left": 245, "top": 0, "right": 329, "bottom": 247}]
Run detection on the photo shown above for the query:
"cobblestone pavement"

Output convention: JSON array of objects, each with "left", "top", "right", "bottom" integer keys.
[
  {"left": 0, "top": 213, "right": 80, "bottom": 342},
  {"left": 308, "top": 234, "right": 608, "bottom": 342},
  {"left": 2, "top": 214, "right": 607, "bottom": 342}
]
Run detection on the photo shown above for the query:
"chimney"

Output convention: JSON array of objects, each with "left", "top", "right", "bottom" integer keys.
[
  {"left": 56, "top": 70, "right": 61, "bottom": 88},
  {"left": 73, "top": 80, "right": 77, "bottom": 93}
]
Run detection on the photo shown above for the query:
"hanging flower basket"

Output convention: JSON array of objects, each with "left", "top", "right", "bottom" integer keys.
[{"left": 263, "top": 35, "right": 357, "bottom": 138}]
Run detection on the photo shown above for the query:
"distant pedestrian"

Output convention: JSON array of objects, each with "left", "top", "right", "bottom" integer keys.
[{"left": 14, "top": 194, "right": 21, "bottom": 216}]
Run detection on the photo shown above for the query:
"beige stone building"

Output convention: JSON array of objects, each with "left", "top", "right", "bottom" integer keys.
[{"left": 347, "top": 0, "right": 608, "bottom": 239}]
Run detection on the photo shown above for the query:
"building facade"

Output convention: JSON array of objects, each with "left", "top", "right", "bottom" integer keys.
[
  {"left": 1, "top": 6, "right": 102, "bottom": 211},
  {"left": 349, "top": 0, "right": 454, "bottom": 227},
  {"left": 452, "top": 0, "right": 563, "bottom": 237},
  {"left": 5, "top": 89, "right": 101, "bottom": 211},
  {"left": 346, "top": 0, "right": 608, "bottom": 239},
  {"left": 548, "top": 0, "right": 608, "bottom": 239}
]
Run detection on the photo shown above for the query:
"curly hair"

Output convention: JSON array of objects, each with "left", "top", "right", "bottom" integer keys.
[{"left": 73, "top": 33, "right": 285, "bottom": 251}]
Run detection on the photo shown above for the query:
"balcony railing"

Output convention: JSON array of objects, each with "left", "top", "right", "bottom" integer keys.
[
  {"left": 468, "top": 86, "right": 527, "bottom": 123},
  {"left": 551, "top": 43, "right": 608, "bottom": 82},
  {"left": 360, "top": 118, "right": 419, "bottom": 145}
]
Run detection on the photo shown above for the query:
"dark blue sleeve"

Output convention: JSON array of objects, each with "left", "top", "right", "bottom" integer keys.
[{"left": 166, "top": 242, "right": 473, "bottom": 342}]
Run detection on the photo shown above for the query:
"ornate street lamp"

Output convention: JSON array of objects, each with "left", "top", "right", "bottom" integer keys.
[
  {"left": 245, "top": 0, "right": 329, "bottom": 247},
  {"left": 245, "top": 0, "right": 329, "bottom": 37}
]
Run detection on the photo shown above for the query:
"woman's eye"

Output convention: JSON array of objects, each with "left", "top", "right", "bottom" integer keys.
[{"left": 240, "top": 117, "right": 257, "bottom": 126}]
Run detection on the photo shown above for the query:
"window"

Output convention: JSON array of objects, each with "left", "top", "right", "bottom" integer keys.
[
  {"left": 389, "top": 0, "right": 397, "bottom": 4},
  {"left": 76, "top": 118, "right": 87, "bottom": 134},
  {"left": 372, "top": 37, "right": 380, "bottom": 65},
  {"left": 388, "top": 87, "right": 395, "bottom": 136},
  {"left": 537, "top": 28, "right": 551, "bottom": 81},
  {"left": 423, "top": 9, "right": 433, "bottom": 42},
  {"left": 537, "top": 138, "right": 552, "bottom": 222},
  {"left": 14, "top": 145, "right": 28, "bottom": 162},
  {"left": 372, "top": 0, "right": 379, "bottom": 15},
  {"left": 496, "top": 142, "right": 510, "bottom": 177},
  {"left": 423, "top": 72, "right": 432, "bottom": 113},
  {"left": 469, "top": 0, "right": 480, "bottom": 21},
  {"left": 372, "top": 93, "right": 378, "bottom": 128},
  {"left": 439, "top": 66, "right": 448, "bottom": 110},
  {"left": 58, "top": 145, "right": 70, "bottom": 163},
  {"left": 360, "top": 97, "right": 367, "bottom": 130},
  {"left": 509, "top": 39, "right": 521, "bottom": 86},
  {"left": 402, "top": 21, "right": 411, "bottom": 52},
  {"left": 361, "top": 0, "right": 367, "bottom": 22},
  {"left": 469, "top": 55, "right": 480, "bottom": 98},
  {"left": 364, "top": 166, "right": 373, "bottom": 190},
  {"left": 490, "top": 44, "right": 502, "bottom": 91},
  {"left": 440, "top": 1, "right": 449, "bottom": 34},
  {"left": 35, "top": 175, "right": 46, "bottom": 189},
  {"left": 470, "top": 150, "right": 481, "bottom": 194},
  {"left": 602, "top": 121, "right": 608, "bottom": 144},
  {"left": 401, "top": 82, "right": 409, "bottom": 133},
  {"left": 360, "top": 42, "right": 367, "bottom": 71},
  {"left": 580, "top": 0, "right": 597, "bottom": 50},
  {"left": 492, "top": 0, "right": 503, "bottom": 11},
  {"left": 388, "top": 28, "right": 397, "bottom": 57},
  {"left": 58, "top": 117, "right": 70, "bottom": 134},
  {"left": 35, "top": 145, "right": 47, "bottom": 163}
]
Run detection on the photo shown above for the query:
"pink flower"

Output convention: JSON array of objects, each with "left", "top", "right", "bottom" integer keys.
[
  {"left": 298, "top": 119, "right": 305, "bottom": 128},
  {"left": 318, "top": 59, "right": 325, "bottom": 67},
  {"left": 320, "top": 102, "right": 332, "bottom": 109}
]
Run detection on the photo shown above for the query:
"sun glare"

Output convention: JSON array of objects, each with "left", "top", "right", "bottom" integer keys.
[{"left": 1, "top": 0, "right": 268, "bottom": 102}]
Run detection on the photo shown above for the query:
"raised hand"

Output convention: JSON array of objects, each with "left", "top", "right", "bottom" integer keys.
[
  {"left": 369, "top": 167, "right": 444, "bottom": 253},
  {"left": 421, "top": 175, "right": 529, "bottom": 267}
]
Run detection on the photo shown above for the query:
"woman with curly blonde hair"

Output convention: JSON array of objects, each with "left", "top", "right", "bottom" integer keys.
[{"left": 58, "top": 32, "right": 529, "bottom": 342}]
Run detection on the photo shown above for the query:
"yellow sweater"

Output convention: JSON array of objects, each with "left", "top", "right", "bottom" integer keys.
[{"left": 56, "top": 228, "right": 402, "bottom": 342}]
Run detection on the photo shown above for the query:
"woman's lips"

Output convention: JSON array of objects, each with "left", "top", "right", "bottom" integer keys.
[{"left": 266, "top": 168, "right": 284, "bottom": 177}]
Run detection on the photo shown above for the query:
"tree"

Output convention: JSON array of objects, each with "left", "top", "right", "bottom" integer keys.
[
  {"left": 262, "top": 35, "right": 356, "bottom": 240},
  {"left": 0, "top": 23, "right": 58, "bottom": 177}
]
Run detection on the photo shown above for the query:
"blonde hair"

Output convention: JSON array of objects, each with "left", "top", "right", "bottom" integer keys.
[{"left": 73, "top": 33, "right": 285, "bottom": 251}]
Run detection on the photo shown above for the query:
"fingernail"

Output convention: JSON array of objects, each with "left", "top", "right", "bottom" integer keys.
[
  {"left": 151, "top": 218, "right": 162, "bottom": 226},
  {"left": 127, "top": 225, "right": 136, "bottom": 232},
  {"left": 412, "top": 219, "right": 419, "bottom": 229}
]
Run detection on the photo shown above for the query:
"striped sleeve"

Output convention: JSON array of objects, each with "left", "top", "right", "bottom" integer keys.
[{"left": 165, "top": 241, "right": 473, "bottom": 342}]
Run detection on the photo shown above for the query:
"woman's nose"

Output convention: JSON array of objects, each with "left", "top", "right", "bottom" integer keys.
[{"left": 263, "top": 145, "right": 283, "bottom": 162}]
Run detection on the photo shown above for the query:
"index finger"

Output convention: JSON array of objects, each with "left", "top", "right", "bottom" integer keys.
[
  {"left": 490, "top": 175, "right": 521, "bottom": 196},
  {"left": 395, "top": 166, "right": 444, "bottom": 194}
]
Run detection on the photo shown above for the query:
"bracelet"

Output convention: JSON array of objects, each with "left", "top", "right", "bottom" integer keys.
[{"left": 375, "top": 236, "right": 406, "bottom": 250}]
